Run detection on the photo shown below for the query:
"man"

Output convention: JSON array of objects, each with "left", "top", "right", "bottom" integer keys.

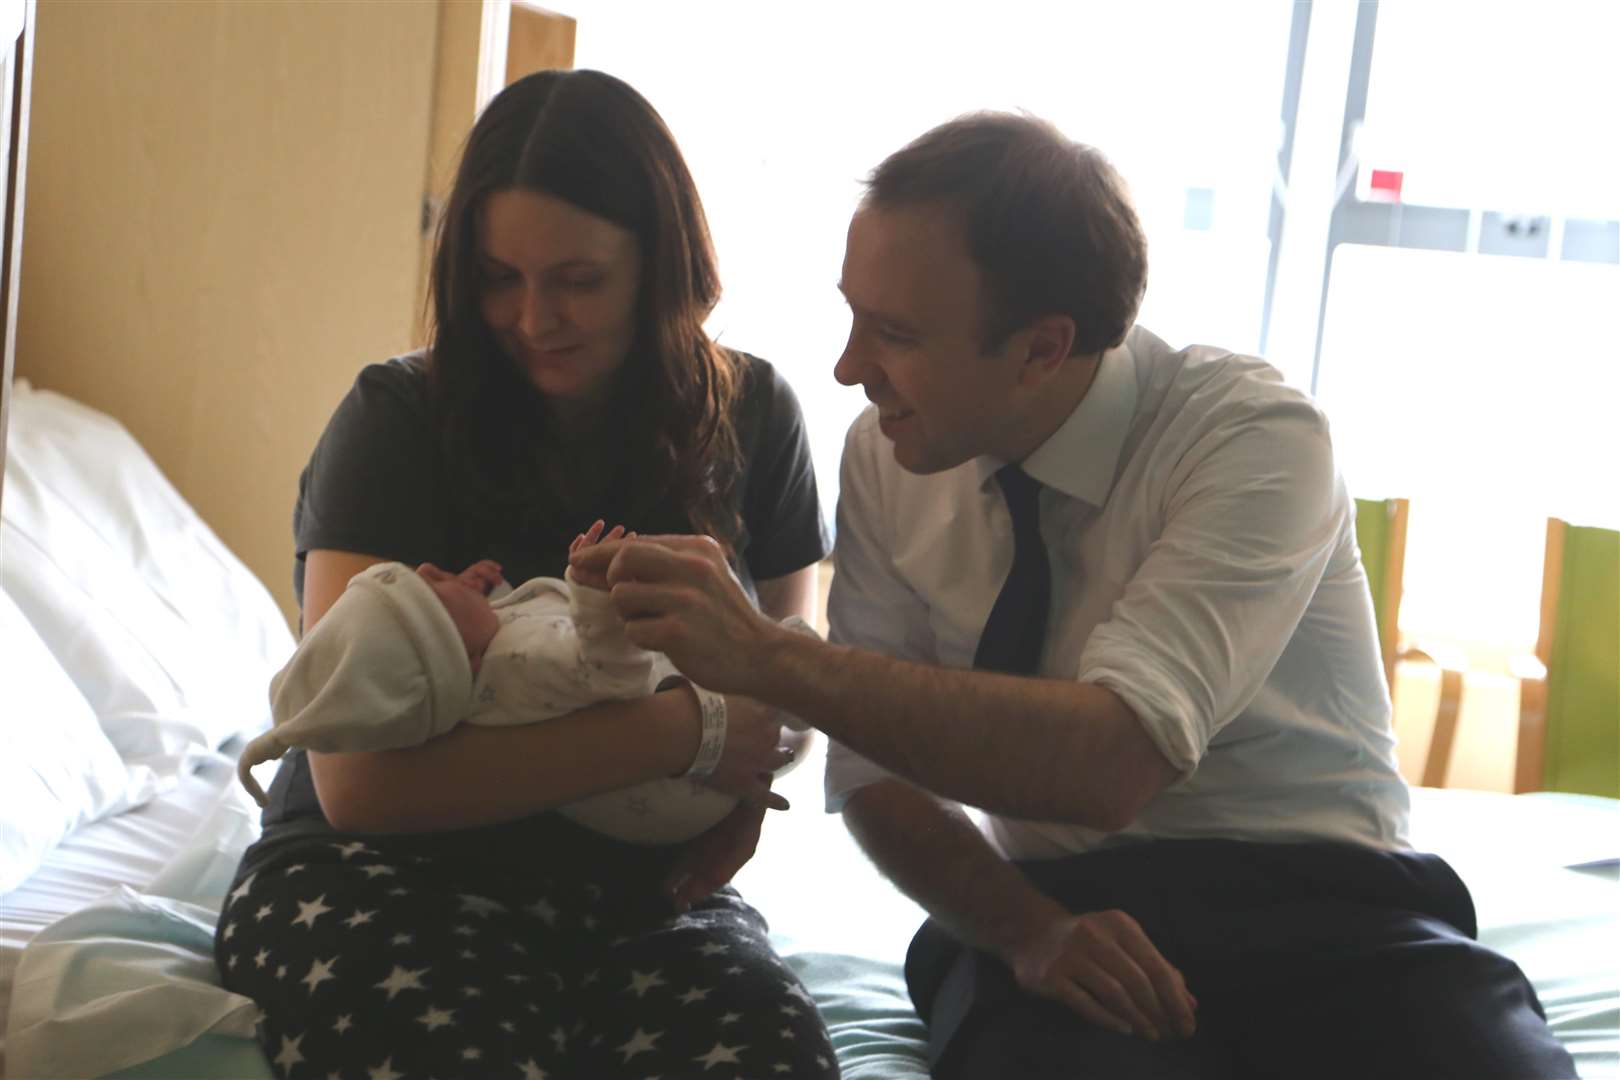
[{"left": 573, "top": 113, "right": 1574, "bottom": 1079}]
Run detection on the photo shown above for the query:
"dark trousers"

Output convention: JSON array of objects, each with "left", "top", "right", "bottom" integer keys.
[
  {"left": 906, "top": 839, "right": 1576, "bottom": 1080},
  {"left": 216, "top": 814, "right": 838, "bottom": 1080}
]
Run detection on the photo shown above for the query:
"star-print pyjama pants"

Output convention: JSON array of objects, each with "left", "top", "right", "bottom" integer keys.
[{"left": 215, "top": 813, "right": 840, "bottom": 1080}]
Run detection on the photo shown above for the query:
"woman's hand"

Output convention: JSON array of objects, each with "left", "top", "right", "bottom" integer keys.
[
  {"left": 662, "top": 801, "right": 769, "bottom": 913},
  {"left": 771, "top": 724, "right": 814, "bottom": 779},
  {"left": 656, "top": 693, "right": 793, "bottom": 912},
  {"left": 692, "top": 692, "right": 795, "bottom": 811}
]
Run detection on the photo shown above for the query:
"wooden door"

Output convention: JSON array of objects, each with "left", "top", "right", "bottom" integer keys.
[
  {"left": 414, "top": 0, "right": 577, "bottom": 345},
  {"left": 507, "top": 2, "right": 576, "bottom": 85},
  {"left": 0, "top": 0, "right": 35, "bottom": 512}
]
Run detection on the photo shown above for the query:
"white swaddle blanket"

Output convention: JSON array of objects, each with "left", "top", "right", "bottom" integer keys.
[{"left": 236, "top": 562, "right": 755, "bottom": 844}]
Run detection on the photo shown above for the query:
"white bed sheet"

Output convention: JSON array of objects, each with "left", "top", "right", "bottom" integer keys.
[{"left": 0, "top": 755, "right": 239, "bottom": 1075}]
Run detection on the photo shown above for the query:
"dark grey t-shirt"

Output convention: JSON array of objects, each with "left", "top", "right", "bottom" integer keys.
[{"left": 260, "top": 349, "right": 829, "bottom": 831}]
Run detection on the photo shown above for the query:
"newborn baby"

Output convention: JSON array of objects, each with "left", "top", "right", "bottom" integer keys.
[{"left": 238, "top": 526, "right": 812, "bottom": 844}]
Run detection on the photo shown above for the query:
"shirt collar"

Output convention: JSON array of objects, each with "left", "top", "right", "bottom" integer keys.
[{"left": 973, "top": 340, "right": 1138, "bottom": 508}]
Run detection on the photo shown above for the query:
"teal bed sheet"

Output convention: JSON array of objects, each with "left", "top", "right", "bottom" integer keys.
[{"left": 7, "top": 767, "right": 1616, "bottom": 1079}]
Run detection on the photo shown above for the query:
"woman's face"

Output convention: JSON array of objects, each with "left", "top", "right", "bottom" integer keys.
[{"left": 477, "top": 189, "right": 642, "bottom": 414}]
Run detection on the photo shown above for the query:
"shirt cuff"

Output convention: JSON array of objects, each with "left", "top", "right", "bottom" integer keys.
[{"left": 823, "top": 737, "right": 900, "bottom": 813}]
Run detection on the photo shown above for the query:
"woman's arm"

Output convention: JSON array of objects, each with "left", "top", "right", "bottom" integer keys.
[
  {"left": 300, "top": 549, "right": 733, "bottom": 833},
  {"left": 299, "top": 549, "right": 391, "bottom": 629},
  {"left": 754, "top": 562, "right": 819, "bottom": 626},
  {"left": 310, "top": 692, "right": 712, "bottom": 832}
]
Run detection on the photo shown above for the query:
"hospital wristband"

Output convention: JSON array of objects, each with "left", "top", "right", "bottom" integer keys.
[{"left": 680, "top": 683, "right": 728, "bottom": 780}]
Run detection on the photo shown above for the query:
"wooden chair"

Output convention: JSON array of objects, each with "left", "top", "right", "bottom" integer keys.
[
  {"left": 1515, "top": 519, "right": 1620, "bottom": 797},
  {"left": 1355, "top": 497, "right": 1410, "bottom": 690},
  {"left": 1354, "top": 497, "right": 1464, "bottom": 788}
]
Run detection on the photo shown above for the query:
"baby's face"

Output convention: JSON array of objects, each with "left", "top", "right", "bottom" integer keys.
[{"left": 418, "top": 569, "right": 501, "bottom": 671}]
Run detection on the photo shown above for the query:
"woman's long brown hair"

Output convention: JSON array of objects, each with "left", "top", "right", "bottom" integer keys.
[{"left": 426, "top": 69, "right": 742, "bottom": 547}]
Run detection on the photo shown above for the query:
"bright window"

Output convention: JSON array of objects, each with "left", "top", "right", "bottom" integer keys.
[
  {"left": 572, "top": 0, "right": 1294, "bottom": 502},
  {"left": 1317, "top": 0, "right": 1620, "bottom": 666},
  {"left": 1357, "top": 0, "right": 1620, "bottom": 216}
]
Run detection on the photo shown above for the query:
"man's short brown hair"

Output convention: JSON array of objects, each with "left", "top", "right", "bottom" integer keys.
[{"left": 865, "top": 112, "right": 1147, "bottom": 356}]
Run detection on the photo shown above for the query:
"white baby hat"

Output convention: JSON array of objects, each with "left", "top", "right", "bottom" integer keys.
[{"left": 236, "top": 562, "right": 473, "bottom": 804}]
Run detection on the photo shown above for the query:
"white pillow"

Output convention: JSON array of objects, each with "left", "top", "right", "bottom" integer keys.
[
  {"left": 0, "top": 383, "right": 296, "bottom": 759},
  {"left": 0, "top": 589, "right": 158, "bottom": 893}
]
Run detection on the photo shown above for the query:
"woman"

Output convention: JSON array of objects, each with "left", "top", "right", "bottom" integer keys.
[{"left": 215, "top": 69, "right": 836, "bottom": 1079}]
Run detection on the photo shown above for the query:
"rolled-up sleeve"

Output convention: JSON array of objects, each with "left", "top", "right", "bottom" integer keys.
[
  {"left": 1079, "top": 400, "right": 1343, "bottom": 774},
  {"left": 823, "top": 411, "right": 935, "bottom": 811}
]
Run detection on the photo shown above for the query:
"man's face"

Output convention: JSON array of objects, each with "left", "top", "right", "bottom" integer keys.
[{"left": 834, "top": 202, "right": 1027, "bottom": 475}]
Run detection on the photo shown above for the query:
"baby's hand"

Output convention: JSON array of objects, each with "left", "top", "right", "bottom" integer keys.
[
  {"left": 454, "top": 559, "right": 506, "bottom": 596},
  {"left": 569, "top": 520, "right": 635, "bottom": 590}
]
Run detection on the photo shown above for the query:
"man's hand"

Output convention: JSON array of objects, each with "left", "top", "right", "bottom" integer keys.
[
  {"left": 570, "top": 535, "right": 785, "bottom": 696},
  {"left": 1003, "top": 906, "right": 1198, "bottom": 1041},
  {"left": 661, "top": 801, "right": 768, "bottom": 913}
]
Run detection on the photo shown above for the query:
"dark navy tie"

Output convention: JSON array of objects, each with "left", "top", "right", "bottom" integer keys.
[{"left": 972, "top": 464, "right": 1051, "bottom": 676}]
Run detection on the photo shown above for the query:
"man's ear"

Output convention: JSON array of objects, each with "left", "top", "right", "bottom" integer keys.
[{"left": 1018, "top": 314, "right": 1078, "bottom": 386}]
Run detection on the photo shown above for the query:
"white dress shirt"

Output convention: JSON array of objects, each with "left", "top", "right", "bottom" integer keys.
[{"left": 825, "top": 325, "right": 1411, "bottom": 859}]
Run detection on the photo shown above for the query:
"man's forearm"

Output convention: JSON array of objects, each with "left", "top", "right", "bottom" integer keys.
[
  {"left": 575, "top": 536, "right": 1174, "bottom": 826},
  {"left": 843, "top": 781, "right": 1067, "bottom": 961},
  {"left": 758, "top": 631, "right": 1174, "bottom": 828}
]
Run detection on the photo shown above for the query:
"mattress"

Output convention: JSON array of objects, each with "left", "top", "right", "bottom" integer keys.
[{"left": 4, "top": 746, "right": 1617, "bottom": 1079}]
